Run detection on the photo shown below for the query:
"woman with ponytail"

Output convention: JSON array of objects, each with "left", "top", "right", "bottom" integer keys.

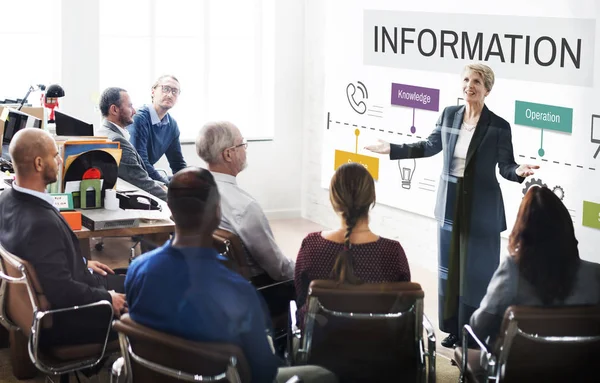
[{"left": 294, "top": 163, "right": 411, "bottom": 325}]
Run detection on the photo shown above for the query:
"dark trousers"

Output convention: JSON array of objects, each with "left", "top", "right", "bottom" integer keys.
[
  {"left": 253, "top": 274, "right": 296, "bottom": 357},
  {"left": 41, "top": 273, "right": 126, "bottom": 348},
  {"left": 438, "top": 178, "right": 500, "bottom": 336}
]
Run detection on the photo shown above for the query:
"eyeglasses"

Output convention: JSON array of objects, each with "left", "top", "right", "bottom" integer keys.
[
  {"left": 225, "top": 139, "right": 248, "bottom": 151},
  {"left": 158, "top": 85, "right": 180, "bottom": 96}
]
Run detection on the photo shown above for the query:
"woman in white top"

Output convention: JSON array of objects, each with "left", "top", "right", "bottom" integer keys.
[{"left": 366, "top": 63, "right": 538, "bottom": 347}]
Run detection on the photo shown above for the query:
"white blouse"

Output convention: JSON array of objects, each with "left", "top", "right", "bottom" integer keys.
[{"left": 450, "top": 122, "right": 476, "bottom": 177}]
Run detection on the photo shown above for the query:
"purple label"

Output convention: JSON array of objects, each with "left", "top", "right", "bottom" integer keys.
[{"left": 391, "top": 83, "right": 440, "bottom": 112}]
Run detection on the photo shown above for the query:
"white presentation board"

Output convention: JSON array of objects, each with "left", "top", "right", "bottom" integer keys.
[{"left": 321, "top": 0, "right": 600, "bottom": 260}]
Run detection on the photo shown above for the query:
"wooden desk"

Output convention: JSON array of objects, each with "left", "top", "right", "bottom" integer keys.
[
  {"left": 74, "top": 220, "right": 174, "bottom": 239},
  {"left": 74, "top": 178, "right": 174, "bottom": 258},
  {"left": 0, "top": 174, "right": 174, "bottom": 258}
]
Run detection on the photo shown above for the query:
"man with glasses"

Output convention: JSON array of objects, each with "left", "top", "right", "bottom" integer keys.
[
  {"left": 128, "top": 75, "right": 187, "bottom": 184},
  {"left": 196, "top": 121, "right": 295, "bottom": 282}
]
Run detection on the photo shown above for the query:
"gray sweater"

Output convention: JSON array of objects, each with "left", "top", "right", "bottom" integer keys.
[
  {"left": 96, "top": 119, "right": 167, "bottom": 201},
  {"left": 470, "top": 255, "right": 600, "bottom": 344}
]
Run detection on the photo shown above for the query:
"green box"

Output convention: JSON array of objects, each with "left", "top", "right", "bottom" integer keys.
[
  {"left": 514, "top": 100, "right": 572, "bottom": 133},
  {"left": 582, "top": 201, "right": 600, "bottom": 230},
  {"left": 50, "top": 193, "right": 74, "bottom": 211}
]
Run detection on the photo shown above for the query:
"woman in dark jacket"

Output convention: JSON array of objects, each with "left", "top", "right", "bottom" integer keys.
[
  {"left": 366, "top": 63, "right": 538, "bottom": 347},
  {"left": 471, "top": 186, "right": 600, "bottom": 344}
]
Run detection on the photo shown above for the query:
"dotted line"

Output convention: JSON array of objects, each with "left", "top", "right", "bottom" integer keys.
[
  {"left": 328, "top": 119, "right": 596, "bottom": 172},
  {"left": 517, "top": 154, "right": 595, "bottom": 171},
  {"left": 329, "top": 119, "right": 423, "bottom": 139}
]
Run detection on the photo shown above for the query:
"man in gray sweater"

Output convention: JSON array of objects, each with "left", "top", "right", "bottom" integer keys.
[{"left": 97, "top": 87, "right": 167, "bottom": 201}]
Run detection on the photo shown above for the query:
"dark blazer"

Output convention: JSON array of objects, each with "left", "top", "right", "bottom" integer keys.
[
  {"left": 96, "top": 119, "right": 167, "bottom": 201},
  {"left": 0, "top": 188, "right": 111, "bottom": 308},
  {"left": 390, "top": 105, "right": 524, "bottom": 234}
]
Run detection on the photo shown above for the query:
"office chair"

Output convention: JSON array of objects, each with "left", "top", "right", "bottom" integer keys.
[
  {"left": 453, "top": 305, "right": 600, "bottom": 382},
  {"left": 289, "top": 280, "right": 435, "bottom": 382},
  {"left": 0, "top": 243, "right": 118, "bottom": 382}
]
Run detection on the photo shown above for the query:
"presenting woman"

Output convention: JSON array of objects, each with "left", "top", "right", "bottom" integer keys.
[{"left": 366, "top": 63, "right": 539, "bottom": 347}]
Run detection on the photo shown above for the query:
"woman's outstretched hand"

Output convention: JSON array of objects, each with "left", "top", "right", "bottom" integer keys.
[
  {"left": 364, "top": 139, "right": 391, "bottom": 155},
  {"left": 516, "top": 164, "right": 540, "bottom": 177}
]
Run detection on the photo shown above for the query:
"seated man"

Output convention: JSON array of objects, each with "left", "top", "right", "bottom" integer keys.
[
  {"left": 0, "top": 128, "right": 126, "bottom": 347},
  {"left": 195, "top": 121, "right": 294, "bottom": 282},
  {"left": 97, "top": 87, "right": 167, "bottom": 201},
  {"left": 127, "top": 75, "right": 187, "bottom": 184},
  {"left": 125, "top": 168, "right": 336, "bottom": 383}
]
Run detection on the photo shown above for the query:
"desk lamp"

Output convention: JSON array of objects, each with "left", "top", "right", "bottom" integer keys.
[
  {"left": 43, "top": 84, "right": 65, "bottom": 122},
  {"left": 17, "top": 84, "right": 46, "bottom": 110}
]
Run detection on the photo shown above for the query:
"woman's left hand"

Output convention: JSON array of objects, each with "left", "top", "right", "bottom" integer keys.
[{"left": 516, "top": 164, "right": 540, "bottom": 177}]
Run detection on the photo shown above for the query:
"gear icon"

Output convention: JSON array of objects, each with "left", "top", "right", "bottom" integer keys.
[
  {"left": 522, "top": 178, "right": 547, "bottom": 196},
  {"left": 552, "top": 185, "right": 565, "bottom": 200}
]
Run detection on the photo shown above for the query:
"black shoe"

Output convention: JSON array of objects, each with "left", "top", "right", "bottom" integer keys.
[{"left": 441, "top": 334, "right": 459, "bottom": 348}]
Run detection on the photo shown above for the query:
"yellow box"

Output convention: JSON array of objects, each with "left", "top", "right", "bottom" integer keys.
[{"left": 334, "top": 150, "right": 380, "bottom": 180}]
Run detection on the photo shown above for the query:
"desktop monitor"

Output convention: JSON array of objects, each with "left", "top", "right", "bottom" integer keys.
[
  {"left": 1, "top": 108, "right": 42, "bottom": 146},
  {"left": 55, "top": 110, "right": 94, "bottom": 136},
  {"left": 0, "top": 108, "right": 42, "bottom": 161}
]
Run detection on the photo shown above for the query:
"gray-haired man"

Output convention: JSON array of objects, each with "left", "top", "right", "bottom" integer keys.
[{"left": 196, "top": 121, "right": 294, "bottom": 282}]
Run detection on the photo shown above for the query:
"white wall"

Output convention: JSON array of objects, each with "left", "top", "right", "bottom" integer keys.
[
  {"left": 301, "top": 0, "right": 600, "bottom": 271},
  {"left": 301, "top": 0, "right": 442, "bottom": 271}
]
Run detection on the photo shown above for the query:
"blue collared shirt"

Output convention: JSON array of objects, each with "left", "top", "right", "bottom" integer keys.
[
  {"left": 125, "top": 240, "right": 279, "bottom": 383},
  {"left": 12, "top": 182, "right": 58, "bottom": 211},
  {"left": 127, "top": 105, "right": 187, "bottom": 183}
]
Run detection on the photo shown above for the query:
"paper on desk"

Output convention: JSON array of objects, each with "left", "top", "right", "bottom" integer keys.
[
  {"left": 124, "top": 208, "right": 171, "bottom": 222},
  {"left": 65, "top": 180, "right": 105, "bottom": 194}
]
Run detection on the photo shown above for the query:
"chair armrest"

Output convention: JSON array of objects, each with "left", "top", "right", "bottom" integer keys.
[
  {"left": 0, "top": 268, "right": 26, "bottom": 330},
  {"left": 29, "top": 300, "right": 114, "bottom": 375},
  {"left": 111, "top": 356, "right": 125, "bottom": 383},
  {"left": 287, "top": 300, "right": 300, "bottom": 365},
  {"left": 289, "top": 300, "right": 299, "bottom": 335},
  {"left": 422, "top": 314, "right": 436, "bottom": 383},
  {"left": 0, "top": 268, "right": 26, "bottom": 283},
  {"left": 257, "top": 278, "right": 294, "bottom": 291},
  {"left": 461, "top": 324, "right": 495, "bottom": 383},
  {"left": 156, "top": 168, "right": 169, "bottom": 181}
]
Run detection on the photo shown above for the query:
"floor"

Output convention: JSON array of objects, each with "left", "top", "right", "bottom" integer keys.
[{"left": 0, "top": 218, "right": 460, "bottom": 382}]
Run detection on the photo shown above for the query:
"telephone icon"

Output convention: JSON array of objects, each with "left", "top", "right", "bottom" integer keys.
[{"left": 346, "top": 81, "right": 368, "bottom": 114}]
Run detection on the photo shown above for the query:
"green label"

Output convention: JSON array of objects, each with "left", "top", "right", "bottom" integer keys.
[
  {"left": 514, "top": 101, "right": 573, "bottom": 133},
  {"left": 582, "top": 201, "right": 600, "bottom": 230}
]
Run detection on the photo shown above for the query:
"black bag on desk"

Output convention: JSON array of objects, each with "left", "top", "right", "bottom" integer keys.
[{"left": 116, "top": 192, "right": 162, "bottom": 211}]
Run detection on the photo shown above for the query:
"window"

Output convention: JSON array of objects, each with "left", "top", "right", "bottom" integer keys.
[
  {"left": 0, "top": 0, "right": 62, "bottom": 103},
  {"left": 99, "top": 0, "right": 274, "bottom": 141}
]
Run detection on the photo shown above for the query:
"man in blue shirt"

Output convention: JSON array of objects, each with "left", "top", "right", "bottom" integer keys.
[
  {"left": 128, "top": 75, "right": 187, "bottom": 184},
  {"left": 125, "top": 168, "right": 336, "bottom": 383}
]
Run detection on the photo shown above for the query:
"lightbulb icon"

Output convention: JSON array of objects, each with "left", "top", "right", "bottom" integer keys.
[{"left": 398, "top": 159, "right": 416, "bottom": 190}]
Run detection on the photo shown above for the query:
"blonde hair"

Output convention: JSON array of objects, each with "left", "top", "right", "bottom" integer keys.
[{"left": 463, "top": 63, "right": 495, "bottom": 92}]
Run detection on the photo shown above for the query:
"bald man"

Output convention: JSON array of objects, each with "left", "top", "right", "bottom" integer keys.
[
  {"left": 125, "top": 168, "right": 337, "bottom": 383},
  {"left": 0, "top": 128, "right": 126, "bottom": 347}
]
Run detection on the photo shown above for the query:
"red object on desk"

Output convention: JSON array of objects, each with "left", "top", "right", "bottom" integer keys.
[{"left": 61, "top": 211, "right": 82, "bottom": 230}]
